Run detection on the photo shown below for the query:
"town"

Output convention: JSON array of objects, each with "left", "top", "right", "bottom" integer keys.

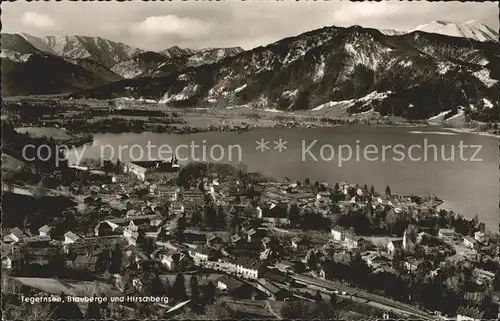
[{"left": 2, "top": 133, "right": 499, "bottom": 320}]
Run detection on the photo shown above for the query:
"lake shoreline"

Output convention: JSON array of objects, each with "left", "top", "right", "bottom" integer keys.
[{"left": 443, "top": 127, "right": 500, "bottom": 138}]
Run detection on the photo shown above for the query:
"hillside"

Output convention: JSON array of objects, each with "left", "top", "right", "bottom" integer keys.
[
  {"left": 71, "top": 25, "right": 500, "bottom": 120},
  {"left": 1, "top": 33, "right": 124, "bottom": 96},
  {"left": 40, "top": 35, "right": 143, "bottom": 69},
  {"left": 1, "top": 53, "right": 115, "bottom": 97},
  {"left": 408, "top": 21, "right": 499, "bottom": 43},
  {"left": 112, "top": 47, "right": 245, "bottom": 78}
]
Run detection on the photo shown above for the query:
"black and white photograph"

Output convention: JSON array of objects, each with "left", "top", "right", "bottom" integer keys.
[{"left": 1, "top": 0, "right": 499, "bottom": 320}]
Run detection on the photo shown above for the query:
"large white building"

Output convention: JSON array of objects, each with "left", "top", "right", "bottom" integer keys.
[{"left": 331, "top": 227, "right": 347, "bottom": 241}]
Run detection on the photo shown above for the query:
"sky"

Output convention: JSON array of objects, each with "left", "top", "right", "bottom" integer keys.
[{"left": 2, "top": 1, "right": 499, "bottom": 51}]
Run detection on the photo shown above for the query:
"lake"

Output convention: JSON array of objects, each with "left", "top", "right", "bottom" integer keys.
[{"left": 63, "top": 125, "right": 498, "bottom": 230}]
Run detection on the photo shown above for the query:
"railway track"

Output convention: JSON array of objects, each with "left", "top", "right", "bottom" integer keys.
[{"left": 290, "top": 273, "right": 434, "bottom": 320}]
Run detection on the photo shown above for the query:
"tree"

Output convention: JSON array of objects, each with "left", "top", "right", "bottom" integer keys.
[
  {"left": 230, "top": 211, "right": 240, "bottom": 232},
  {"left": 35, "top": 179, "right": 47, "bottom": 197},
  {"left": 370, "top": 185, "right": 376, "bottom": 195},
  {"left": 385, "top": 185, "right": 391, "bottom": 196},
  {"left": 109, "top": 243, "right": 122, "bottom": 274},
  {"left": 3, "top": 301, "right": 54, "bottom": 320},
  {"left": 3, "top": 171, "right": 15, "bottom": 192},
  {"left": 202, "top": 281, "right": 216, "bottom": 304},
  {"left": 494, "top": 269, "right": 500, "bottom": 291},
  {"left": 172, "top": 274, "right": 187, "bottom": 301},
  {"left": 165, "top": 278, "right": 172, "bottom": 297},
  {"left": 280, "top": 300, "right": 314, "bottom": 319},
  {"left": 472, "top": 213, "right": 479, "bottom": 228},
  {"left": 191, "top": 210, "right": 203, "bottom": 227},
  {"left": 148, "top": 273, "right": 166, "bottom": 296},
  {"left": 48, "top": 248, "right": 66, "bottom": 276},
  {"left": 313, "top": 302, "right": 342, "bottom": 319},
  {"left": 87, "top": 298, "right": 102, "bottom": 320},
  {"left": 314, "top": 290, "right": 323, "bottom": 304},
  {"left": 287, "top": 203, "right": 300, "bottom": 228},
  {"left": 216, "top": 206, "right": 226, "bottom": 229},
  {"left": 304, "top": 177, "right": 311, "bottom": 186},
  {"left": 307, "top": 251, "right": 318, "bottom": 271},
  {"left": 203, "top": 205, "right": 217, "bottom": 229},
  {"left": 190, "top": 275, "right": 202, "bottom": 304},
  {"left": 329, "top": 292, "right": 337, "bottom": 307},
  {"left": 54, "top": 292, "right": 84, "bottom": 319}
]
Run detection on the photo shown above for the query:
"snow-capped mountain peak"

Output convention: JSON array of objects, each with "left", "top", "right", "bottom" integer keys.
[
  {"left": 40, "top": 35, "right": 143, "bottom": 68},
  {"left": 408, "top": 20, "right": 498, "bottom": 42}
]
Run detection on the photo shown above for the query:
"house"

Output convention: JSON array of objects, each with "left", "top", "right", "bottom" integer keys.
[
  {"left": 123, "top": 159, "right": 180, "bottom": 182},
  {"left": 150, "top": 218, "right": 163, "bottom": 227},
  {"left": 183, "top": 190, "right": 205, "bottom": 202},
  {"left": 2, "top": 256, "right": 12, "bottom": 269},
  {"left": 416, "top": 231, "right": 428, "bottom": 243},
  {"left": 404, "top": 258, "right": 421, "bottom": 273},
  {"left": 473, "top": 268, "right": 495, "bottom": 285},
  {"left": 315, "top": 191, "right": 332, "bottom": 206},
  {"left": 232, "top": 257, "right": 267, "bottom": 279},
  {"left": 88, "top": 170, "right": 116, "bottom": 184},
  {"left": 215, "top": 275, "right": 256, "bottom": 299},
  {"left": 474, "top": 231, "right": 486, "bottom": 244},
  {"left": 206, "top": 233, "right": 222, "bottom": 247},
  {"left": 3, "top": 227, "right": 25, "bottom": 244},
  {"left": 361, "top": 252, "right": 390, "bottom": 269},
  {"left": 188, "top": 246, "right": 219, "bottom": 262},
  {"left": 63, "top": 231, "right": 82, "bottom": 254},
  {"left": 122, "top": 221, "right": 140, "bottom": 245},
  {"left": 23, "top": 236, "right": 51, "bottom": 247},
  {"left": 438, "top": 228, "right": 455, "bottom": 240},
  {"left": 256, "top": 206, "right": 263, "bottom": 219},
  {"left": 64, "top": 231, "right": 81, "bottom": 244},
  {"left": 291, "top": 237, "right": 309, "bottom": 251},
  {"left": 94, "top": 220, "right": 120, "bottom": 237},
  {"left": 256, "top": 278, "right": 292, "bottom": 301},
  {"left": 263, "top": 270, "right": 291, "bottom": 284},
  {"left": 38, "top": 225, "right": 52, "bottom": 237},
  {"left": 260, "top": 203, "right": 290, "bottom": 227},
  {"left": 316, "top": 191, "right": 331, "bottom": 201},
  {"left": 1, "top": 244, "right": 14, "bottom": 258},
  {"left": 170, "top": 202, "right": 185, "bottom": 215},
  {"left": 132, "top": 278, "right": 144, "bottom": 292},
  {"left": 344, "top": 234, "right": 367, "bottom": 249},
  {"left": 261, "top": 237, "right": 272, "bottom": 249},
  {"left": 387, "top": 240, "right": 403, "bottom": 256},
  {"left": 231, "top": 234, "right": 243, "bottom": 245},
  {"left": 158, "top": 185, "right": 180, "bottom": 202},
  {"left": 106, "top": 214, "right": 160, "bottom": 226},
  {"left": 463, "top": 237, "right": 479, "bottom": 251},
  {"left": 123, "top": 231, "right": 139, "bottom": 247},
  {"left": 246, "top": 228, "right": 259, "bottom": 243},
  {"left": 260, "top": 248, "right": 271, "bottom": 260},
  {"left": 273, "top": 261, "right": 295, "bottom": 274},
  {"left": 331, "top": 226, "right": 347, "bottom": 242},
  {"left": 124, "top": 221, "right": 139, "bottom": 235},
  {"left": 160, "top": 251, "right": 184, "bottom": 270}
]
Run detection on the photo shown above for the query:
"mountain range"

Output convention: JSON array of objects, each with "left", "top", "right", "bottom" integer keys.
[
  {"left": 2, "top": 21, "right": 498, "bottom": 121},
  {"left": 1, "top": 33, "right": 243, "bottom": 96}
]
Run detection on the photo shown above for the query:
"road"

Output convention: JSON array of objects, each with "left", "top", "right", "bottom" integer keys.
[{"left": 290, "top": 273, "right": 434, "bottom": 320}]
